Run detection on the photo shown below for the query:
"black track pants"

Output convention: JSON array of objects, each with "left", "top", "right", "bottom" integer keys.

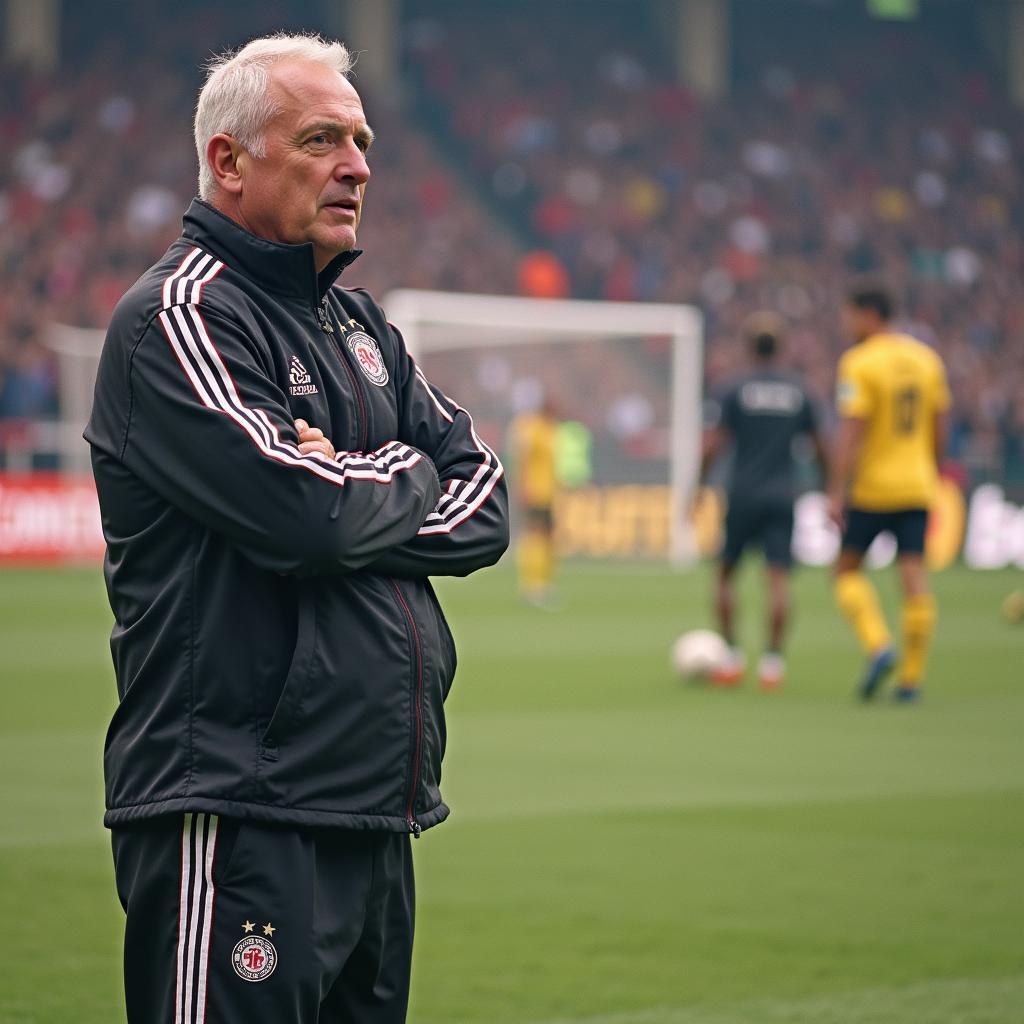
[{"left": 112, "top": 814, "right": 415, "bottom": 1023}]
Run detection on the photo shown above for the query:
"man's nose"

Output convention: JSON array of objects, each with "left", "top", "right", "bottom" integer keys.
[{"left": 336, "top": 141, "right": 370, "bottom": 185}]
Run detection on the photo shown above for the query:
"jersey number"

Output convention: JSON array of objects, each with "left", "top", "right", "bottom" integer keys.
[{"left": 893, "top": 387, "right": 919, "bottom": 434}]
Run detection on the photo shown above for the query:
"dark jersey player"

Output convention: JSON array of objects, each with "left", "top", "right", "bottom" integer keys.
[{"left": 699, "top": 313, "right": 828, "bottom": 691}]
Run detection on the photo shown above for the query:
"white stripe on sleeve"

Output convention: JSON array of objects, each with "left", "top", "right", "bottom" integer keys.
[
  {"left": 411, "top": 365, "right": 504, "bottom": 536},
  {"left": 157, "top": 254, "right": 422, "bottom": 488}
]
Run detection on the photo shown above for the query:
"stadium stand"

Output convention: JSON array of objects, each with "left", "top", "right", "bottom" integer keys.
[
  {"left": 404, "top": 2, "right": 1024, "bottom": 487},
  {"left": 0, "top": 11, "right": 519, "bottom": 435},
  {"left": 1, "top": 1, "right": 1021, "bottom": 488}
]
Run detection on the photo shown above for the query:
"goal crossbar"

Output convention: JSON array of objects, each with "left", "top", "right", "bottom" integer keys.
[{"left": 385, "top": 289, "right": 700, "bottom": 348}]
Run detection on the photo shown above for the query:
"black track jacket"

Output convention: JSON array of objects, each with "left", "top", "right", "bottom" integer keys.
[{"left": 86, "top": 200, "right": 509, "bottom": 834}]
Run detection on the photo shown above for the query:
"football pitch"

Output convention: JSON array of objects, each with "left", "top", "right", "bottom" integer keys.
[{"left": 1, "top": 560, "right": 1022, "bottom": 1024}]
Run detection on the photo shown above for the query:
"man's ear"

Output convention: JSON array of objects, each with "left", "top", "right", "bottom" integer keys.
[{"left": 206, "top": 134, "right": 247, "bottom": 196}]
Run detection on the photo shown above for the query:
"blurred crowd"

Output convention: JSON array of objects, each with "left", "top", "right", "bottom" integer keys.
[
  {"left": 0, "top": 10, "right": 518, "bottom": 428},
  {"left": 406, "top": 5, "right": 1024, "bottom": 485},
  {"left": 1, "top": 3, "right": 1021, "bottom": 485}
]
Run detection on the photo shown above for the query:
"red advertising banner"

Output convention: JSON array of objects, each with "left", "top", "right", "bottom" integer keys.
[
  {"left": 0, "top": 474, "right": 105, "bottom": 563},
  {"left": 1, "top": 473, "right": 1020, "bottom": 569}
]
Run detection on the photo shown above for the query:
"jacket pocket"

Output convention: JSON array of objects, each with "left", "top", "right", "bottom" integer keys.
[
  {"left": 260, "top": 589, "right": 317, "bottom": 754},
  {"left": 425, "top": 580, "right": 457, "bottom": 697}
]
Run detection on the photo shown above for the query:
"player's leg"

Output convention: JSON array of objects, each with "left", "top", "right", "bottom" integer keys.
[
  {"left": 758, "top": 565, "right": 790, "bottom": 691},
  {"left": 535, "top": 510, "right": 557, "bottom": 599},
  {"left": 757, "top": 505, "right": 795, "bottom": 691},
  {"left": 320, "top": 832, "right": 415, "bottom": 1023},
  {"left": 833, "top": 509, "right": 895, "bottom": 699},
  {"left": 712, "top": 556, "right": 745, "bottom": 685},
  {"left": 893, "top": 510, "right": 936, "bottom": 702},
  {"left": 713, "top": 500, "right": 748, "bottom": 684},
  {"left": 517, "top": 507, "right": 556, "bottom": 605},
  {"left": 715, "top": 558, "right": 737, "bottom": 649},
  {"left": 515, "top": 516, "right": 541, "bottom": 598},
  {"left": 766, "top": 567, "right": 789, "bottom": 655}
]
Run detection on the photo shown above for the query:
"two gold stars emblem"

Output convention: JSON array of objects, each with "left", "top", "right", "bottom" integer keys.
[{"left": 241, "top": 919, "right": 275, "bottom": 937}]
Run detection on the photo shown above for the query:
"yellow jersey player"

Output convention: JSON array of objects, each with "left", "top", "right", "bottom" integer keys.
[
  {"left": 828, "top": 287, "right": 951, "bottom": 702},
  {"left": 510, "top": 397, "right": 560, "bottom": 605}
]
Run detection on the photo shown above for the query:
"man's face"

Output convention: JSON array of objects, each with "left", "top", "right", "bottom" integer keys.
[{"left": 234, "top": 60, "right": 372, "bottom": 269}]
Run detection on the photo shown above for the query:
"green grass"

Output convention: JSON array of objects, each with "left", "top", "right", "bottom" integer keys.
[{"left": 1, "top": 561, "right": 1022, "bottom": 1023}]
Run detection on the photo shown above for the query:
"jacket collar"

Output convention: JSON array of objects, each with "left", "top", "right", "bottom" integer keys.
[{"left": 181, "top": 198, "right": 362, "bottom": 303}]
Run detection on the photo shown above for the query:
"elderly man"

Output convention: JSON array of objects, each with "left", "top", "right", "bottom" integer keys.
[{"left": 86, "top": 33, "right": 508, "bottom": 1024}]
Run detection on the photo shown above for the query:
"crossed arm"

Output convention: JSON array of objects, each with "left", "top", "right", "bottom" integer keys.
[
  {"left": 240, "top": 408, "right": 507, "bottom": 579},
  {"left": 112, "top": 308, "right": 508, "bottom": 579},
  {"left": 294, "top": 418, "right": 336, "bottom": 460},
  {"left": 292, "top": 331, "right": 511, "bottom": 581}
]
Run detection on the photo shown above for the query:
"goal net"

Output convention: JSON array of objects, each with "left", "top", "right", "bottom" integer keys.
[{"left": 385, "top": 290, "right": 703, "bottom": 565}]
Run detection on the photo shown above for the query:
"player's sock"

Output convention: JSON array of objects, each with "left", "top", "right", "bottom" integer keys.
[
  {"left": 537, "top": 535, "right": 555, "bottom": 592},
  {"left": 517, "top": 533, "right": 547, "bottom": 598},
  {"left": 834, "top": 571, "right": 891, "bottom": 655},
  {"left": 899, "top": 592, "right": 937, "bottom": 689},
  {"left": 712, "top": 646, "right": 745, "bottom": 686},
  {"left": 758, "top": 651, "right": 785, "bottom": 692}
]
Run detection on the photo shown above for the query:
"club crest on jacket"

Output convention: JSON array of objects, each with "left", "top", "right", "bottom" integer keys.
[{"left": 347, "top": 332, "right": 389, "bottom": 387}]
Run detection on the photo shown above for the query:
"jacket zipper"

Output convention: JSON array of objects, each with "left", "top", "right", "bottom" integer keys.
[
  {"left": 389, "top": 579, "right": 424, "bottom": 837},
  {"left": 320, "top": 300, "right": 421, "bottom": 834},
  {"left": 317, "top": 298, "right": 368, "bottom": 453}
]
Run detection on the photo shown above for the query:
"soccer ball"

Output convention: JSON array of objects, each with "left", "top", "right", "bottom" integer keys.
[{"left": 671, "top": 629, "right": 729, "bottom": 680}]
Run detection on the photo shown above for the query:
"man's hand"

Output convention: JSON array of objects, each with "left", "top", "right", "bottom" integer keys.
[{"left": 295, "top": 419, "right": 336, "bottom": 461}]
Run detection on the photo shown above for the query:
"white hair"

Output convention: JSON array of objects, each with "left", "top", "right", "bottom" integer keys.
[{"left": 194, "top": 32, "right": 353, "bottom": 201}]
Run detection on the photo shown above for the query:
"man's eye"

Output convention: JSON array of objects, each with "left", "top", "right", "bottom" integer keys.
[{"left": 308, "top": 134, "right": 331, "bottom": 146}]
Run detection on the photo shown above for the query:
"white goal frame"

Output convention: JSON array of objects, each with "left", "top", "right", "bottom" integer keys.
[{"left": 385, "top": 289, "right": 704, "bottom": 565}]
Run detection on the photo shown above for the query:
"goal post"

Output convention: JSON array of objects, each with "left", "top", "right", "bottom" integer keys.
[
  {"left": 46, "top": 322, "right": 107, "bottom": 474},
  {"left": 385, "top": 289, "right": 704, "bottom": 565}
]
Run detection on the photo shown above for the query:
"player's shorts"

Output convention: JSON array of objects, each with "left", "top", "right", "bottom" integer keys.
[
  {"left": 112, "top": 813, "right": 414, "bottom": 1024},
  {"left": 722, "top": 497, "right": 794, "bottom": 568},
  {"left": 523, "top": 504, "right": 555, "bottom": 531},
  {"left": 841, "top": 506, "right": 928, "bottom": 556}
]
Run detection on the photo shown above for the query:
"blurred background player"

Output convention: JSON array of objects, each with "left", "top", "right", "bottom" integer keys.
[
  {"left": 510, "top": 396, "right": 561, "bottom": 606},
  {"left": 699, "top": 313, "right": 828, "bottom": 690},
  {"left": 829, "top": 287, "right": 951, "bottom": 702}
]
